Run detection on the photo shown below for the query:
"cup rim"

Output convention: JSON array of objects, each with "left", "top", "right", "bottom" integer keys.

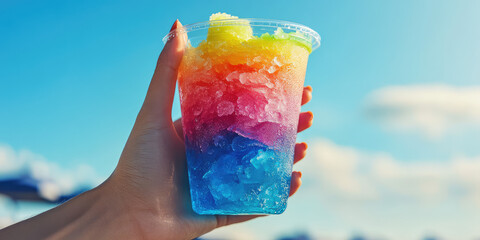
[{"left": 162, "top": 18, "right": 321, "bottom": 51}]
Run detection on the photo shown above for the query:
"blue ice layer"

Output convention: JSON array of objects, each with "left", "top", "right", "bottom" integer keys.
[{"left": 185, "top": 130, "right": 294, "bottom": 215}]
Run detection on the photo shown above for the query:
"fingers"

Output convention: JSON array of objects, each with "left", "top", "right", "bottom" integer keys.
[
  {"left": 295, "top": 88, "right": 313, "bottom": 165},
  {"left": 138, "top": 20, "right": 186, "bottom": 126},
  {"left": 301, "top": 86, "right": 312, "bottom": 106},
  {"left": 297, "top": 111, "right": 313, "bottom": 133},
  {"left": 289, "top": 171, "right": 302, "bottom": 197},
  {"left": 293, "top": 142, "right": 308, "bottom": 164}
]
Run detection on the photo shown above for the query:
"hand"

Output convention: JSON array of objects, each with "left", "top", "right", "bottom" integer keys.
[{"left": 103, "top": 20, "right": 314, "bottom": 240}]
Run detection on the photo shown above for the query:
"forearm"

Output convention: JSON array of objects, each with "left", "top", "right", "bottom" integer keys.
[{"left": 0, "top": 182, "right": 136, "bottom": 240}]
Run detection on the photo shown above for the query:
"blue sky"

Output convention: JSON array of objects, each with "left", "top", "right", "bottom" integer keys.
[{"left": 2, "top": 0, "right": 480, "bottom": 239}]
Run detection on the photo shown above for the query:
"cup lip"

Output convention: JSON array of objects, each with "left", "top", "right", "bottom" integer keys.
[{"left": 162, "top": 18, "right": 321, "bottom": 51}]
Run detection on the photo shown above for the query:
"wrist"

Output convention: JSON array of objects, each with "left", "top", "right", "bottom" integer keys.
[
  {"left": 59, "top": 179, "right": 140, "bottom": 240},
  {"left": 0, "top": 178, "right": 137, "bottom": 240},
  {"left": 43, "top": 179, "right": 140, "bottom": 240}
]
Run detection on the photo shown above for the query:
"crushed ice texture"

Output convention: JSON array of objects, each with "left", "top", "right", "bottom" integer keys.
[
  {"left": 179, "top": 55, "right": 301, "bottom": 215},
  {"left": 217, "top": 101, "right": 235, "bottom": 116},
  {"left": 186, "top": 130, "right": 293, "bottom": 215}
]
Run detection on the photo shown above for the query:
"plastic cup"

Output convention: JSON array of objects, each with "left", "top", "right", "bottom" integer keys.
[{"left": 163, "top": 18, "right": 320, "bottom": 215}]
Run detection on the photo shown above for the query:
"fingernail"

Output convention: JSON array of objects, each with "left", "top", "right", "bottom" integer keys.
[
  {"left": 303, "top": 142, "right": 308, "bottom": 149},
  {"left": 170, "top": 19, "right": 179, "bottom": 31},
  {"left": 306, "top": 86, "right": 313, "bottom": 92}
]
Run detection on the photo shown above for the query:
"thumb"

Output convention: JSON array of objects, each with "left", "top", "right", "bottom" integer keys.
[{"left": 139, "top": 20, "right": 186, "bottom": 126}]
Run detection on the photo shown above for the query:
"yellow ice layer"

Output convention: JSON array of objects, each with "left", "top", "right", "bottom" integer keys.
[
  {"left": 207, "top": 13, "right": 253, "bottom": 43},
  {"left": 205, "top": 13, "right": 312, "bottom": 52}
]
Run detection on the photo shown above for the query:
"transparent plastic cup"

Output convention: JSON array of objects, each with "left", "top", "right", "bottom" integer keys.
[{"left": 163, "top": 18, "right": 320, "bottom": 215}]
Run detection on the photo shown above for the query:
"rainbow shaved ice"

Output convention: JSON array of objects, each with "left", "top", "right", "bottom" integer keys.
[{"left": 178, "top": 13, "right": 311, "bottom": 214}]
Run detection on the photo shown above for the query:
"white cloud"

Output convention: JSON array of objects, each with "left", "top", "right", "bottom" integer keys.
[
  {"left": 0, "top": 144, "right": 104, "bottom": 201},
  {"left": 0, "top": 216, "right": 13, "bottom": 230},
  {"left": 312, "top": 140, "right": 378, "bottom": 200},
  {"left": 309, "top": 138, "right": 480, "bottom": 206},
  {"left": 0, "top": 145, "right": 26, "bottom": 174},
  {"left": 365, "top": 84, "right": 480, "bottom": 139}
]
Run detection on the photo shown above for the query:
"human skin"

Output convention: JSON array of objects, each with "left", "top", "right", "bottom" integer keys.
[{"left": 0, "top": 20, "right": 314, "bottom": 240}]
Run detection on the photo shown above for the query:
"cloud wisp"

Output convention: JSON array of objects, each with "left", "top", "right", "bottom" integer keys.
[
  {"left": 309, "top": 138, "right": 480, "bottom": 205},
  {"left": 365, "top": 84, "right": 480, "bottom": 139},
  {"left": 0, "top": 144, "right": 104, "bottom": 202}
]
